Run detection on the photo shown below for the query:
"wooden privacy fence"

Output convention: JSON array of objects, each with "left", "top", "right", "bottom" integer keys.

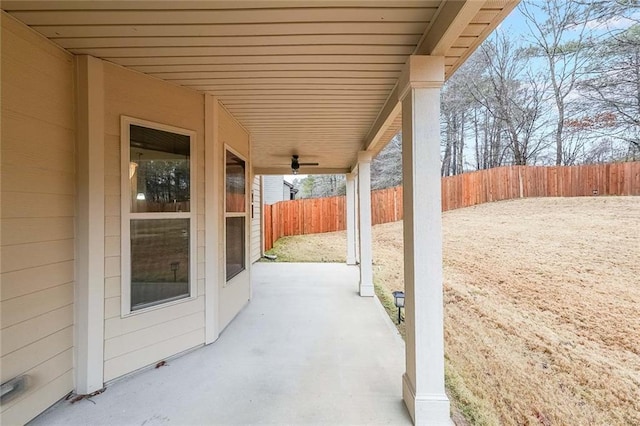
[
  {"left": 441, "top": 162, "right": 640, "bottom": 211},
  {"left": 264, "top": 162, "right": 640, "bottom": 250},
  {"left": 263, "top": 195, "right": 346, "bottom": 251}
]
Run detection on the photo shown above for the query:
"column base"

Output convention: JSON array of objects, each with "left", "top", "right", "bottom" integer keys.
[
  {"left": 346, "top": 256, "right": 357, "bottom": 265},
  {"left": 359, "top": 282, "right": 374, "bottom": 297},
  {"left": 402, "top": 373, "right": 452, "bottom": 426}
]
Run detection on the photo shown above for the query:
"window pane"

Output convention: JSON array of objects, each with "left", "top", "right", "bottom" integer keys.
[
  {"left": 130, "top": 124, "right": 190, "bottom": 213},
  {"left": 131, "top": 219, "right": 190, "bottom": 310},
  {"left": 226, "top": 217, "right": 245, "bottom": 281},
  {"left": 226, "top": 151, "right": 245, "bottom": 213}
]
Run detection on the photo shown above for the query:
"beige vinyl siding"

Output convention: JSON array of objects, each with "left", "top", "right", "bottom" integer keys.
[
  {"left": 102, "top": 61, "right": 206, "bottom": 382},
  {"left": 0, "top": 12, "right": 75, "bottom": 425},
  {"left": 250, "top": 175, "right": 262, "bottom": 263},
  {"left": 218, "top": 105, "right": 251, "bottom": 330}
]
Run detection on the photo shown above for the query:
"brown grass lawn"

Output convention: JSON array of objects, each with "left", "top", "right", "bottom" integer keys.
[{"left": 265, "top": 196, "right": 640, "bottom": 425}]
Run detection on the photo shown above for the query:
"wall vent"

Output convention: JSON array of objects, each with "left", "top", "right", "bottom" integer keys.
[{"left": 1, "top": 376, "right": 28, "bottom": 404}]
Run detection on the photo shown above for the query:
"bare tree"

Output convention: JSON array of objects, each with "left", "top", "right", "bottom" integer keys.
[
  {"left": 520, "top": 0, "right": 594, "bottom": 165},
  {"left": 441, "top": 67, "right": 476, "bottom": 175},
  {"left": 438, "top": 0, "right": 639, "bottom": 169},
  {"left": 470, "top": 32, "right": 550, "bottom": 165},
  {"left": 587, "top": 0, "right": 640, "bottom": 25},
  {"left": 441, "top": 49, "right": 510, "bottom": 174},
  {"left": 298, "top": 174, "right": 346, "bottom": 199},
  {"left": 581, "top": 24, "right": 640, "bottom": 158},
  {"left": 371, "top": 134, "right": 403, "bottom": 188}
]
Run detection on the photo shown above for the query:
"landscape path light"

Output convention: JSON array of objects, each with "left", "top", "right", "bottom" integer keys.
[{"left": 392, "top": 291, "right": 405, "bottom": 324}]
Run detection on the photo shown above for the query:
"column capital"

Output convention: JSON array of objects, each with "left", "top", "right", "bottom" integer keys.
[
  {"left": 398, "top": 55, "right": 445, "bottom": 101},
  {"left": 346, "top": 172, "right": 356, "bottom": 181},
  {"left": 357, "top": 151, "right": 373, "bottom": 163}
]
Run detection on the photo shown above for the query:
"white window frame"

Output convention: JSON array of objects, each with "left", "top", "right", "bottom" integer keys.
[
  {"left": 224, "top": 145, "right": 249, "bottom": 286},
  {"left": 120, "top": 116, "right": 197, "bottom": 316}
]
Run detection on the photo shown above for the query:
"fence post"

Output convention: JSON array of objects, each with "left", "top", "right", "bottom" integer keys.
[{"left": 518, "top": 166, "right": 524, "bottom": 198}]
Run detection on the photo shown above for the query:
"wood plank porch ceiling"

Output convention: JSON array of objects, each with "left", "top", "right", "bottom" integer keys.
[{"left": 3, "top": 0, "right": 517, "bottom": 174}]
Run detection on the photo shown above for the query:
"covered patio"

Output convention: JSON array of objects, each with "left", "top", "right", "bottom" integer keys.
[
  {"left": 1, "top": 2, "right": 517, "bottom": 425},
  {"left": 30, "top": 263, "right": 411, "bottom": 425}
]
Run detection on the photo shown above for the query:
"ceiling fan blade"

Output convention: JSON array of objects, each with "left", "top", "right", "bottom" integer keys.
[{"left": 298, "top": 162, "right": 319, "bottom": 166}]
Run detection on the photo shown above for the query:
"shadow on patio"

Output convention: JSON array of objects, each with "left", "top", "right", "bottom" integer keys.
[{"left": 30, "top": 263, "right": 411, "bottom": 425}]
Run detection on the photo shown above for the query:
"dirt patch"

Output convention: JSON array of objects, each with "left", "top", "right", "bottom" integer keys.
[
  {"left": 267, "top": 196, "right": 640, "bottom": 425},
  {"left": 264, "top": 231, "right": 346, "bottom": 263}
]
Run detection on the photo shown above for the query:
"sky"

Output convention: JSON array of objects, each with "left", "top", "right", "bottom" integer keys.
[{"left": 497, "top": 6, "right": 531, "bottom": 41}]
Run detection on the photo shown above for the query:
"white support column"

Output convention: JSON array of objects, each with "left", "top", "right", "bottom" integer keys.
[
  {"left": 346, "top": 173, "right": 357, "bottom": 265},
  {"left": 354, "top": 173, "right": 360, "bottom": 264},
  {"left": 204, "top": 94, "right": 220, "bottom": 344},
  {"left": 399, "top": 56, "right": 451, "bottom": 425},
  {"left": 75, "top": 55, "right": 105, "bottom": 394},
  {"left": 357, "top": 151, "right": 374, "bottom": 297},
  {"left": 260, "top": 175, "right": 266, "bottom": 257}
]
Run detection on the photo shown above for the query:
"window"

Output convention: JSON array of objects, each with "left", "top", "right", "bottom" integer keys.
[
  {"left": 129, "top": 124, "right": 190, "bottom": 213},
  {"left": 225, "top": 216, "right": 245, "bottom": 280},
  {"left": 121, "top": 117, "right": 196, "bottom": 314},
  {"left": 130, "top": 219, "right": 190, "bottom": 308},
  {"left": 225, "top": 149, "right": 247, "bottom": 281}
]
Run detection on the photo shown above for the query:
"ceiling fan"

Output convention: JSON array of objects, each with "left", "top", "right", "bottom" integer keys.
[{"left": 290, "top": 155, "right": 319, "bottom": 174}]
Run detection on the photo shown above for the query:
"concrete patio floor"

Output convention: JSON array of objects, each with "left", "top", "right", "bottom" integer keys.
[{"left": 30, "top": 263, "right": 412, "bottom": 425}]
